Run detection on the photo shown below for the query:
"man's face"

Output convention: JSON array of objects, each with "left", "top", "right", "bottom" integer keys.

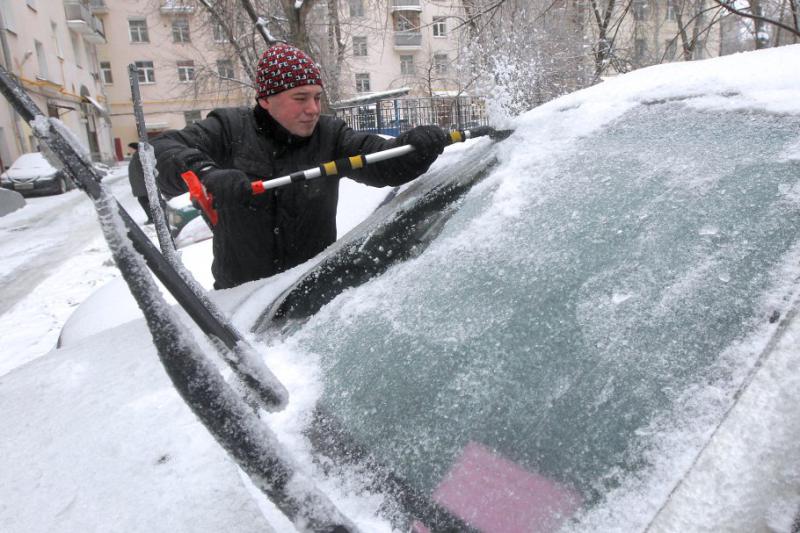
[{"left": 259, "top": 85, "right": 323, "bottom": 138}]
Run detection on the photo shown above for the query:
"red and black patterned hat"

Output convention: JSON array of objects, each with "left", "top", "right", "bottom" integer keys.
[{"left": 256, "top": 43, "right": 323, "bottom": 99}]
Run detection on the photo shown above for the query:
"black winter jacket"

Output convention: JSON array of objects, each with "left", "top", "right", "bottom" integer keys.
[
  {"left": 127, "top": 151, "right": 147, "bottom": 198},
  {"left": 153, "top": 105, "right": 433, "bottom": 288}
]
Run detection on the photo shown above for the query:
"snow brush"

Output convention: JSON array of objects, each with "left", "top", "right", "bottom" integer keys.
[{"left": 182, "top": 126, "right": 513, "bottom": 226}]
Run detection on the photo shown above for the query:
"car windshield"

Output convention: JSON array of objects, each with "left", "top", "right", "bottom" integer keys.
[{"left": 257, "top": 100, "right": 800, "bottom": 529}]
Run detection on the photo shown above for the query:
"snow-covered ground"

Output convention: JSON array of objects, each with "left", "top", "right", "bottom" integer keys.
[{"left": 0, "top": 166, "right": 133, "bottom": 376}]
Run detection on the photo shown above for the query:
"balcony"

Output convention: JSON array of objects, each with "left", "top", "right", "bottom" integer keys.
[
  {"left": 391, "top": 0, "right": 422, "bottom": 11},
  {"left": 394, "top": 31, "right": 422, "bottom": 48},
  {"left": 160, "top": 1, "right": 195, "bottom": 14},
  {"left": 89, "top": 0, "right": 108, "bottom": 14},
  {"left": 64, "top": 2, "right": 107, "bottom": 44}
]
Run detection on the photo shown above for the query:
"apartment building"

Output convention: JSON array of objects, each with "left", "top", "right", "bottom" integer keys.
[
  {"left": 325, "top": 0, "right": 469, "bottom": 103},
  {"left": 0, "top": 0, "right": 114, "bottom": 169},
  {"left": 604, "top": 0, "right": 723, "bottom": 73},
  {"left": 94, "top": 0, "right": 252, "bottom": 160}
]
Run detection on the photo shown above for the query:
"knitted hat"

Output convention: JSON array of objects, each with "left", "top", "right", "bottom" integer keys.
[{"left": 256, "top": 43, "right": 323, "bottom": 99}]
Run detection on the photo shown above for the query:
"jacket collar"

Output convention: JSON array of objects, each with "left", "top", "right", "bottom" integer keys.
[{"left": 253, "top": 104, "right": 312, "bottom": 147}]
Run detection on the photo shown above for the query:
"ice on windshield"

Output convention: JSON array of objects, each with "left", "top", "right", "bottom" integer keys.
[{"left": 268, "top": 101, "right": 800, "bottom": 529}]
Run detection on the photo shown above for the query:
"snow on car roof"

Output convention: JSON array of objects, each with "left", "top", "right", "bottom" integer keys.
[{"left": 10, "top": 152, "right": 53, "bottom": 168}]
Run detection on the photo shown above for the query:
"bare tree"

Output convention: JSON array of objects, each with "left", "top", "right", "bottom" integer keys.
[
  {"left": 711, "top": 0, "right": 800, "bottom": 44},
  {"left": 457, "top": 0, "right": 593, "bottom": 115}
]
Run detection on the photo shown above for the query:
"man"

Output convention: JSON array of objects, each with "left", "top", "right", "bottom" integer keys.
[{"left": 153, "top": 43, "right": 448, "bottom": 289}]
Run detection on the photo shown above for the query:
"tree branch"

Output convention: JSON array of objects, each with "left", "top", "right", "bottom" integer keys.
[{"left": 712, "top": 0, "right": 800, "bottom": 37}]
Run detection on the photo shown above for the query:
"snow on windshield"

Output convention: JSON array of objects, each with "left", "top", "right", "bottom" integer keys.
[{"left": 247, "top": 45, "right": 800, "bottom": 530}]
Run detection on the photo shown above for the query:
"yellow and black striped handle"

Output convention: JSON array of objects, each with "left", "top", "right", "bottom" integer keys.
[{"left": 252, "top": 126, "right": 510, "bottom": 195}]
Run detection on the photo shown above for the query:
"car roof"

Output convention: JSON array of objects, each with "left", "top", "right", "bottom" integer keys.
[{"left": 10, "top": 152, "right": 53, "bottom": 168}]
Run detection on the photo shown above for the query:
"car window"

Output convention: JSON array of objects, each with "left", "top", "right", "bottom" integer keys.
[{"left": 267, "top": 103, "right": 800, "bottom": 528}]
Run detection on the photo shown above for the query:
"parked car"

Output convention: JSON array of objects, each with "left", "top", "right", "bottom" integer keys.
[
  {"left": 165, "top": 191, "right": 203, "bottom": 234},
  {"left": 246, "top": 45, "right": 800, "bottom": 532},
  {"left": 0, "top": 152, "right": 74, "bottom": 195},
  {"left": 1, "top": 46, "right": 799, "bottom": 532}
]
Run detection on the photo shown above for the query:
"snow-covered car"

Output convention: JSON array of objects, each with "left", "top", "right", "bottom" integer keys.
[
  {"left": 165, "top": 191, "right": 202, "bottom": 234},
  {"left": 0, "top": 152, "right": 74, "bottom": 195},
  {"left": 2, "top": 45, "right": 800, "bottom": 533},
  {"left": 0, "top": 187, "right": 24, "bottom": 216},
  {"left": 248, "top": 45, "right": 800, "bottom": 531}
]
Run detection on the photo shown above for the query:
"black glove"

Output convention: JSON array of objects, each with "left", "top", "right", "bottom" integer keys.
[
  {"left": 397, "top": 125, "right": 448, "bottom": 164},
  {"left": 201, "top": 168, "right": 252, "bottom": 208}
]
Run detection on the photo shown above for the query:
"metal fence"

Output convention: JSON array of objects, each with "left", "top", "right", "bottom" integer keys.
[{"left": 334, "top": 96, "right": 488, "bottom": 136}]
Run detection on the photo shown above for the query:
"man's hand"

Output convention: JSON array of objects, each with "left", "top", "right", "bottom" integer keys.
[
  {"left": 201, "top": 168, "right": 252, "bottom": 208},
  {"left": 397, "top": 125, "right": 449, "bottom": 163}
]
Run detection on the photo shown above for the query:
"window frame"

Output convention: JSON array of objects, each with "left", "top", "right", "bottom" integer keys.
[
  {"left": 128, "top": 18, "right": 150, "bottom": 43},
  {"left": 353, "top": 36, "right": 368, "bottom": 57},
  {"left": 213, "top": 23, "right": 228, "bottom": 43},
  {"left": 433, "top": 53, "right": 449, "bottom": 75},
  {"left": 633, "top": 0, "right": 648, "bottom": 21},
  {"left": 177, "top": 60, "right": 196, "bottom": 83},
  {"left": 349, "top": 0, "right": 364, "bottom": 18},
  {"left": 100, "top": 61, "right": 113, "bottom": 84},
  {"left": 216, "top": 59, "right": 235, "bottom": 79},
  {"left": 172, "top": 17, "right": 191, "bottom": 43},
  {"left": 400, "top": 54, "right": 415, "bottom": 75},
  {"left": 355, "top": 72, "right": 371, "bottom": 93},
  {"left": 634, "top": 38, "right": 647, "bottom": 61},
  {"left": 432, "top": 16, "right": 447, "bottom": 37},
  {"left": 34, "top": 40, "right": 49, "bottom": 80},
  {"left": 666, "top": 0, "right": 677, "bottom": 21},
  {"left": 184, "top": 110, "right": 202, "bottom": 125},
  {"left": 134, "top": 60, "right": 156, "bottom": 84},
  {"left": 51, "top": 21, "right": 63, "bottom": 59}
]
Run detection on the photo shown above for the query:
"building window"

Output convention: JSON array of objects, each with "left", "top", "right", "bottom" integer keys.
[
  {"left": 184, "top": 110, "right": 202, "bottom": 125},
  {"left": 177, "top": 60, "right": 195, "bottom": 82},
  {"left": 217, "top": 59, "right": 235, "bottom": 79},
  {"left": 349, "top": 0, "right": 364, "bottom": 17},
  {"left": 693, "top": 41, "right": 705, "bottom": 60},
  {"left": 129, "top": 19, "right": 149, "bottom": 43},
  {"left": 353, "top": 36, "right": 368, "bottom": 57},
  {"left": 70, "top": 32, "right": 82, "bottom": 68},
  {"left": 34, "top": 40, "right": 49, "bottom": 80},
  {"left": 665, "top": 0, "right": 677, "bottom": 20},
  {"left": 51, "top": 21, "right": 63, "bottom": 58},
  {"left": 633, "top": 0, "right": 648, "bottom": 20},
  {"left": 432, "top": 16, "right": 446, "bottom": 37},
  {"left": 213, "top": 23, "right": 228, "bottom": 43},
  {"left": 400, "top": 54, "right": 414, "bottom": 75},
  {"left": 100, "top": 61, "right": 113, "bottom": 84},
  {"left": 433, "top": 53, "right": 448, "bottom": 75},
  {"left": 634, "top": 38, "right": 647, "bottom": 61},
  {"left": 135, "top": 60, "right": 155, "bottom": 83},
  {"left": 355, "top": 73, "right": 370, "bottom": 93},
  {"left": 1, "top": 0, "right": 15, "bottom": 33},
  {"left": 664, "top": 39, "right": 677, "bottom": 60},
  {"left": 172, "top": 17, "right": 190, "bottom": 43},
  {"left": 395, "top": 13, "right": 419, "bottom": 32}
]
